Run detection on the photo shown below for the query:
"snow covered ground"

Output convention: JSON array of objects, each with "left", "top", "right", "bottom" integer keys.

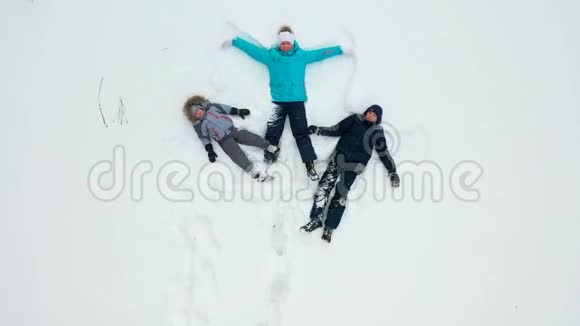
[{"left": 1, "top": 0, "right": 580, "bottom": 325}]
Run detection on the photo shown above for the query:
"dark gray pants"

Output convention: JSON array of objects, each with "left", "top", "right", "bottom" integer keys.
[{"left": 219, "top": 128, "right": 270, "bottom": 172}]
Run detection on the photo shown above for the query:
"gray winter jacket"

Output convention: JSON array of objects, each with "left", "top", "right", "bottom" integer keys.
[{"left": 191, "top": 101, "right": 236, "bottom": 145}]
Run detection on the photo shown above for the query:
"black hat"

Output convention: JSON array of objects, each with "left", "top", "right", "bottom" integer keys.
[{"left": 363, "top": 104, "right": 383, "bottom": 124}]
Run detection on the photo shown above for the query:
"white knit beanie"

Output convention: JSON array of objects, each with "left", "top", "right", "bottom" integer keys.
[{"left": 277, "top": 31, "right": 295, "bottom": 45}]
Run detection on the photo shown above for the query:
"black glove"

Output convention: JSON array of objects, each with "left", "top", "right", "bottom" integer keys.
[
  {"left": 205, "top": 144, "right": 217, "bottom": 163},
  {"left": 306, "top": 125, "right": 319, "bottom": 135},
  {"left": 389, "top": 172, "right": 400, "bottom": 188},
  {"left": 231, "top": 107, "right": 251, "bottom": 119}
]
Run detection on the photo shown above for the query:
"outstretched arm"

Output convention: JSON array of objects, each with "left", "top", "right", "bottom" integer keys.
[
  {"left": 194, "top": 122, "right": 218, "bottom": 162},
  {"left": 193, "top": 122, "right": 211, "bottom": 146},
  {"left": 309, "top": 114, "right": 356, "bottom": 137},
  {"left": 208, "top": 103, "right": 234, "bottom": 115},
  {"left": 232, "top": 37, "right": 269, "bottom": 64},
  {"left": 208, "top": 103, "right": 251, "bottom": 119},
  {"left": 303, "top": 46, "right": 343, "bottom": 64},
  {"left": 374, "top": 129, "right": 397, "bottom": 174}
]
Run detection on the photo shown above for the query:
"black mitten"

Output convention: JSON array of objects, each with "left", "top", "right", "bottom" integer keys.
[
  {"left": 306, "top": 125, "right": 319, "bottom": 135},
  {"left": 231, "top": 107, "right": 251, "bottom": 119},
  {"left": 389, "top": 172, "right": 400, "bottom": 188},
  {"left": 205, "top": 144, "right": 217, "bottom": 163}
]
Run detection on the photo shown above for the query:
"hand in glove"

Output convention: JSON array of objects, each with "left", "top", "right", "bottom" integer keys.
[
  {"left": 342, "top": 48, "right": 356, "bottom": 57},
  {"left": 230, "top": 107, "right": 251, "bottom": 119},
  {"left": 389, "top": 172, "right": 400, "bottom": 188},
  {"left": 205, "top": 144, "right": 218, "bottom": 163},
  {"left": 306, "top": 125, "right": 319, "bottom": 135},
  {"left": 236, "top": 108, "right": 251, "bottom": 119},
  {"left": 221, "top": 39, "right": 233, "bottom": 49}
]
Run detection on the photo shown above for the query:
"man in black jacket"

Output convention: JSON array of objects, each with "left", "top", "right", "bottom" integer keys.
[{"left": 300, "top": 105, "right": 400, "bottom": 242}]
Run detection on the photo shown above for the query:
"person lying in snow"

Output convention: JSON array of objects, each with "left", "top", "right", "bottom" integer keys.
[
  {"left": 183, "top": 95, "right": 280, "bottom": 182},
  {"left": 299, "top": 105, "right": 401, "bottom": 243},
  {"left": 223, "top": 25, "right": 351, "bottom": 181}
]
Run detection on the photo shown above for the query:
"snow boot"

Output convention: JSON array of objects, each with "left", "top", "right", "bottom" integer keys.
[
  {"left": 251, "top": 168, "right": 271, "bottom": 182},
  {"left": 300, "top": 218, "right": 323, "bottom": 232},
  {"left": 321, "top": 227, "right": 334, "bottom": 243},
  {"left": 305, "top": 161, "right": 319, "bottom": 181},
  {"left": 265, "top": 145, "right": 280, "bottom": 163},
  {"left": 264, "top": 151, "right": 273, "bottom": 164}
]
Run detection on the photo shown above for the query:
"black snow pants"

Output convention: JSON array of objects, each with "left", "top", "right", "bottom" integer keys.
[
  {"left": 309, "top": 152, "right": 359, "bottom": 229},
  {"left": 264, "top": 101, "right": 317, "bottom": 163}
]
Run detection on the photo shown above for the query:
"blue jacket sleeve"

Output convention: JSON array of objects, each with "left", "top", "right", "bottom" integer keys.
[
  {"left": 303, "top": 46, "right": 343, "bottom": 64},
  {"left": 232, "top": 37, "right": 269, "bottom": 64}
]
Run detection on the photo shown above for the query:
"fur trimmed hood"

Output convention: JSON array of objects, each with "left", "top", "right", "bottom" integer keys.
[{"left": 183, "top": 95, "right": 208, "bottom": 123}]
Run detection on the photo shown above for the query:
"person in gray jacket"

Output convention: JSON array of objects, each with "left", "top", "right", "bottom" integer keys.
[{"left": 183, "top": 95, "right": 280, "bottom": 181}]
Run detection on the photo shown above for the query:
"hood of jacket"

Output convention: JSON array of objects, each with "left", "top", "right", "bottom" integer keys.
[{"left": 363, "top": 104, "right": 383, "bottom": 125}]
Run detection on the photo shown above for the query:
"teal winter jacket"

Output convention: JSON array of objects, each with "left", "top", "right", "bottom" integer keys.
[{"left": 232, "top": 37, "right": 343, "bottom": 102}]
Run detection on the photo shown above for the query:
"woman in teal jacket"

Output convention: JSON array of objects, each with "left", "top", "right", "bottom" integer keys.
[{"left": 224, "top": 25, "right": 346, "bottom": 181}]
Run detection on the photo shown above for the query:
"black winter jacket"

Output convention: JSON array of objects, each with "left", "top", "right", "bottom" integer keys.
[{"left": 318, "top": 114, "right": 396, "bottom": 173}]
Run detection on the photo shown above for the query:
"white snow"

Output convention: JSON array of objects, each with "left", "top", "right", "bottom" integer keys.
[{"left": 1, "top": 0, "right": 580, "bottom": 326}]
